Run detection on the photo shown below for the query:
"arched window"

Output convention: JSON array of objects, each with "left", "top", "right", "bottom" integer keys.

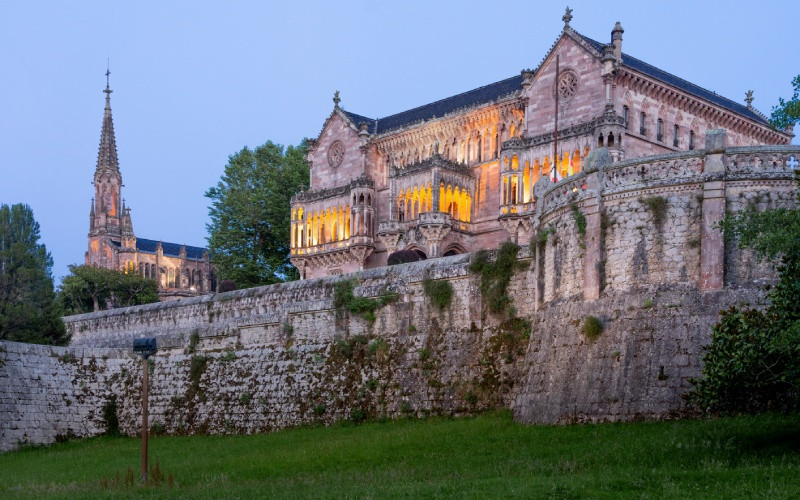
[
  {"left": 640, "top": 112, "right": 647, "bottom": 136},
  {"left": 168, "top": 268, "right": 175, "bottom": 288},
  {"left": 657, "top": 119, "right": 664, "bottom": 142},
  {"left": 622, "top": 105, "right": 629, "bottom": 129},
  {"left": 689, "top": 130, "right": 695, "bottom": 150},
  {"left": 673, "top": 125, "right": 679, "bottom": 147}
]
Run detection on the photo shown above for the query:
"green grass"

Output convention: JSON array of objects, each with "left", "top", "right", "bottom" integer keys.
[{"left": 1, "top": 411, "right": 799, "bottom": 498}]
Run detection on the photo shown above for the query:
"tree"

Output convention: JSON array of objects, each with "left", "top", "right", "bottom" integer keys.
[
  {"left": 770, "top": 74, "right": 800, "bottom": 131},
  {"left": 205, "top": 140, "right": 309, "bottom": 288},
  {"left": 0, "top": 203, "right": 67, "bottom": 345},
  {"left": 58, "top": 265, "right": 159, "bottom": 314},
  {"left": 688, "top": 175, "right": 800, "bottom": 413}
]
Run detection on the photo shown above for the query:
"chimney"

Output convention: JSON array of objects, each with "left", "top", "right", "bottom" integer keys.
[{"left": 612, "top": 22, "right": 624, "bottom": 62}]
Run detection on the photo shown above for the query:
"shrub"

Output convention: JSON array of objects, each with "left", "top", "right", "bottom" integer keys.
[
  {"left": 101, "top": 396, "right": 120, "bottom": 436},
  {"left": 349, "top": 407, "right": 366, "bottom": 424},
  {"left": 643, "top": 298, "right": 654, "bottom": 309},
  {"left": 313, "top": 404, "right": 326, "bottom": 416},
  {"left": 571, "top": 203, "right": 587, "bottom": 237},
  {"left": 419, "top": 347, "right": 432, "bottom": 362},
  {"left": 187, "top": 355, "right": 209, "bottom": 397},
  {"left": 332, "top": 279, "right": 398, "bottom": 322},
  {"left": 367, "top": 337, "right": 390, "bottom": 360},
  {"left": 422, "top": 278, "right": 454, "bottom": 310},
  {"left": 187, "top": 331, "right": 200, "bottom": 354},
  {"left": 387, "top": 250, "right": 423, "bottom": 265},
  {"left": 580, "top": 316, "right": 603, "bottom": 340},
  {"left": 469, "top": 242, "right": 525, "bottom": 316},
  {"left": 217, "top": 280, "right": 237, "bottom": 293},
  {"left": 641, "top": 196, "right": 669, "bottom": 225},
  {"left": 688, "top": 257, "right": 800, "bottom": 414}
]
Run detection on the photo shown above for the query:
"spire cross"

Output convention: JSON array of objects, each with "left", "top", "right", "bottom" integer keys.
[
  {"left": 104, "top": 60, "right": 113, "bottom": 98},
  {"left": 562, "top": 6, "right": 573, "bottom": 27},
  {"left": 333, "top": 90, "right": 341, "bottom": 107}
]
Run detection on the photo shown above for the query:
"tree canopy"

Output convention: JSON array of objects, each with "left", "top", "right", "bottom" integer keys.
[
  {"left": 205, "top": 140, "right": 309, "bottom": 288},
  {"left": 0, "top": 203, "right": 67, "bottom": 345},
  {"left": 58, "top": 265, "right": 159, "bottom": 315},
  {"left": 770, "top": 74, "right": 800, "bottom": 131}
]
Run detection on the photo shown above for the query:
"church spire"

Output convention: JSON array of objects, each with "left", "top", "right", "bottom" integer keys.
[{"left": 96, "top": 68, "right": 120, "bottom": 175}]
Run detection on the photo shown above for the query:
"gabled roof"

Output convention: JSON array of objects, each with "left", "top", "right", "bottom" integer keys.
[
  {"left": 136, "top": 237, "right": 207, "bottom": 261},
  {"left": 342, "top": 74, "right": 524, "bottom": 135},
  {"left": 339, "top": 28, "right": 771, "bottom": 136},
  {"left": 574, "top": 32, "right": 770, "bottom": 125}
]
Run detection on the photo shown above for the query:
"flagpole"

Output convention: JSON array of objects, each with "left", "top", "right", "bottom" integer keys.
[{"left": 553, "top": 54, "right": 560, "bottom": 183}]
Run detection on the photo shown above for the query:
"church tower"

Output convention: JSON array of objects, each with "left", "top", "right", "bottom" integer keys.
[{"left": 86, "top": 72, "right": 133, "bottom": 269}]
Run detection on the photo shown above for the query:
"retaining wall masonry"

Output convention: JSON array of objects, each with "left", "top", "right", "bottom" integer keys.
[{"left": 1, "top": 139, "right": 797, "bottom": 451}]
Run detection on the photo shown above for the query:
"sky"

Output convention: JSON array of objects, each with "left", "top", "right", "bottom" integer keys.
[{"left": 1, "top": 0, "right": 798, "bottom": 281}]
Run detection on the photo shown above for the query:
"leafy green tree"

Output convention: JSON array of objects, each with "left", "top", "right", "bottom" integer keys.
[
  {"left": 205, "top": 140, "right": 309, "bottom": 288},
  {"left": 0, "top": 203, "right": 67, "bottom": 345},
  {"left": 59, "top": 265, "right": 159, "bottom": 314},
  {"left": 688, "top": 175, "right": 800, "bottom": 413},
  {"left": 770, "top": 74, "right": 800, "bottom": 131}
]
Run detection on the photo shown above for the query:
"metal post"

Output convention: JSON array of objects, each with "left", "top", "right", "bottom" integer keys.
[{"left": 141, "top": 356, "right": 149, "bottom": 483}]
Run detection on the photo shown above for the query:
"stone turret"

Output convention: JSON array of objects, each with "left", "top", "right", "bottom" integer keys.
[{"left": 611, "top": 22, "right": 624, "bottom": 62}]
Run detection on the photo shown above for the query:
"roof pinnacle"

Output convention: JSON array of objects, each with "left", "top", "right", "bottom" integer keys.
[
  {"left": 745, "top": 90, "right": 754, "bottom": 108},
  {"left": 562, "top": 6, "right": 573, "bottom": 28},
  {"left": 333, "top": 90, "right": 341, "bottom": 108}
]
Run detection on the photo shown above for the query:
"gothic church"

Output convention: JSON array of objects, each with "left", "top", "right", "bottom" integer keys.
[{"left": 86, "top": 78, "right": 216, "bottom": 299}]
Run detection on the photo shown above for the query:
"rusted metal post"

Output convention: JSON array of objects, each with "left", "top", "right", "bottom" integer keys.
[{"left": 141, "top": 356, "right": 149, "bottom": 483}]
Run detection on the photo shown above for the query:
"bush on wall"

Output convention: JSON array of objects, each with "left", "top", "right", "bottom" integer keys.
[
  {"left": 422, "top": 278, "right": 454, "bottom": 310},
  {"left": 388, "top": 250, "right": 423, "bottom": 265}
]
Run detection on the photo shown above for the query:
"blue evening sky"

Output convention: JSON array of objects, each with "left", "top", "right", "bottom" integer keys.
[{"left": 1, "top": 0, "right": 797, "bottom": 281}]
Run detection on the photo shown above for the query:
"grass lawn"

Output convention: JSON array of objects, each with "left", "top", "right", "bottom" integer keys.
[{"left": 1, "top": 411, "right": 799, "bottom": 499}]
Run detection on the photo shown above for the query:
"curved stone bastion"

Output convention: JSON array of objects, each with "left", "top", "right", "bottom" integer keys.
[{"left": 1, "top": 135, "right": 798, "bottom": 451}]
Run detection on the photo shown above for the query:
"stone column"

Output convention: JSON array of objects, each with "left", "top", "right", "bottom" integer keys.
[
  {"left": 582, "top": 195, "right": 603, "bottom": 300},
  {"left": 700, "top": 129, "right": 727, "bottom": 291}
]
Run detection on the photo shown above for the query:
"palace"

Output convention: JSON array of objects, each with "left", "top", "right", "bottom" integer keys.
[
  {"left": 290, "top": 11, "right": 793, "bottom": 279},
  {"left": 85, "top": 77, "right": 216, "bottom": 299}
]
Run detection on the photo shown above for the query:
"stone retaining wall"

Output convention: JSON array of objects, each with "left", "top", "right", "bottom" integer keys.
[{"left": 1, "top": 140, "right": 797, "bottom": 451}]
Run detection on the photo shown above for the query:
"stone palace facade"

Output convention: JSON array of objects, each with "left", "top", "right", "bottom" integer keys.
[
  {"left": 290, "top": 11, "right": 792, "bottom": 279},
  {"left": 85, "top": 78, "right": 216, "bottom": 299}
]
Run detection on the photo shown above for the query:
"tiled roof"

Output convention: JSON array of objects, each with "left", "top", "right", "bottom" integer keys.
[
  {"left": 575, "top": 33, "right": 769, "bottom": 125},
  {"left": 343, "top": 74, "right": 524, "bottom": 135},
  {"left": 342, "top": 31, "right": 770, "bottom": 136},
  {"left": 136, "top": 237, "right": 207, "bottom": 260}
]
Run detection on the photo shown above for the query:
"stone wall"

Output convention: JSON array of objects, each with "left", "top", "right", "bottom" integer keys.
[
  {"left": 2, "top": 141, "right": 798, "bottom": 451},
  {"left": 0, "top": 342, "right": 135, "bottom": 452}
]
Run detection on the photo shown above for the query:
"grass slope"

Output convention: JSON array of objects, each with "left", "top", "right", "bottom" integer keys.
[{"left": 1, "top": 411, "right": 799, "bottom": 498}]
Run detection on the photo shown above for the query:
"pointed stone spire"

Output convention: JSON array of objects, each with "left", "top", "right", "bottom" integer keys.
[{"left": 96, "top": 68, "right": 120, "bottom": 175}]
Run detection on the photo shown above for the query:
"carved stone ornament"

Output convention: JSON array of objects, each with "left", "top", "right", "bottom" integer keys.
[
  {"left": 558, "top": 72, "right": 578, "bottom": 100},
  {"left": 328, "top": 141, "right": 345, "bottom": 168}
]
